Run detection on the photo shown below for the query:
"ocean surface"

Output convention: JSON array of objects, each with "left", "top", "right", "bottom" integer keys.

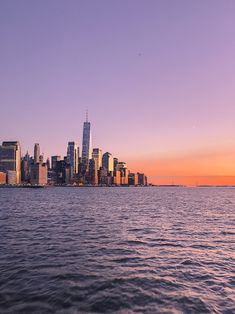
[{"left": 0, "top": 187, "right": 234, "bottom": 313}]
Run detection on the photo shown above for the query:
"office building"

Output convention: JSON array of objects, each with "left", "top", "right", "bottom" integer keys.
[
  {"left": 113, "top": 170, "right": 121, "bottom": 186},
  {"left": 34, "top": 143, "right": 40, "bottom": 163},
  {"left": 98, "top": 167, "right": 107, "bottom": 185},
  {"left": 46, "top": 158, "right": 50, "bottom": 170},
  {"left": 128, "top": 173, "right": 138, "bottom": 186},
  {"left": 0, "top": 141, "right": 21, "bottom": 184},
  {"left": 116, "top": 162, "right": 128, "bottom": 185},
  {"left": 67, "top": 141, "right": 79, "bottom": 176},
  {"left": 30, "top": 163, "right": 48, "bottom": 185},
  {"left": 21, "top": 152, "right": 31, "bottom": 183},
  {"left": 138, "top": 173, "right": 146, "bottom": 186},
  {"left": 102, "top": 152, "right": 114, "bottom": 173},
  {"left": 82, "top": 115, "right": 92, "bottom": 161},
  {"left": 114, "top": 157, "right": 119, "bottom": 171},
  {"left": 92, "top": 148, "right": 102, "bottom": 170},
  {"left": 39, "top": 154, "right": 44, "bottom": 164},
  {"left": 51, "top": 156, "right": 61, "bottom": 170},
  {"left": 89, "top": 158, "right": 98, "bottom": 185},
  {"left": 55, "top": 159, "right": 70, "bottom": 184}
]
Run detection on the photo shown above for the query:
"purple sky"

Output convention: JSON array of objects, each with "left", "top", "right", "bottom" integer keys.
[{"left": 1, "top": 0, "right": 235, "bottom": 176}]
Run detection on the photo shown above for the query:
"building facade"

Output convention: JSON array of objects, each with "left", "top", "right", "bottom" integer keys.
[
  {"left": 92, "top": 148, "right": 102, "bottom": 170},
  {"left": 0, "top": 172, "right": 7, "bottom": 185},
  {"left": 51, "top": 155, "right": 61, "bottom": 170},
  {"left": 89, "top": 158, "right": 98, "bottom": 185},
  {"left": 34, "top": 143, "right": 40, "bottom": 163},
  {"left": 116, "top": 162, "right": 128, "bottom": 185},
  {"left": 67, "top": 141, "right": 79, "bottom": 177},
  {"left": 30, "top": 163, "right": 48, "bottom": 185},
  {"left": 137, "top": 173, "right": 146, "bottom": 186},
  {"left": 82, "top": 120, "right": 92, "bottom": 161},
  {"left": 0, "top": 141, "right": 21, "bottom": 184},
  {"left": 128, "top": 173, "right": 138, "bottom": 186},
  {"left": 21, "top": 152, "right": 31, "bottom": 183},
  {"left": 102, "top": 152, "right": 114, "bottom": 173}
]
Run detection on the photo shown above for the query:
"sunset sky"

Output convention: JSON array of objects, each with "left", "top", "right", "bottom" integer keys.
[{"left": 1, "top": 0, "right": 235, "bottom": 185}]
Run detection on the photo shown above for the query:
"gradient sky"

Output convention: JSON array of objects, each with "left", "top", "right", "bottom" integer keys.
[{"left": 1, "top": 0, "right": 235, "bottom": 184}]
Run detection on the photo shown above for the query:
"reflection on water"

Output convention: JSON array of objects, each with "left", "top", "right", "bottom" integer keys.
[{"left": 0, "top": 187, "right": 234, "bottom": 313}]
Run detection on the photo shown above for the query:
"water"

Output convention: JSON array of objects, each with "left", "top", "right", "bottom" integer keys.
[{"left": 0, "top": 187, "right": 234, "bottom": 313}]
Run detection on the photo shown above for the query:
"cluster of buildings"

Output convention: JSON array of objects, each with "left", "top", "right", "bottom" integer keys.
[{"left": 0, "top": 117, "right": 147, "bottom": 187}]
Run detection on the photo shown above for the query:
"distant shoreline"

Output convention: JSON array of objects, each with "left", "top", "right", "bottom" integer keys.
[{"left": 1, "top": 185, "right": 235, "bottom": 189}]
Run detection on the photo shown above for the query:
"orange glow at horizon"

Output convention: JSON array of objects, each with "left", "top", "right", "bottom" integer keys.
[{"left": 128, "top": 147, "right": 235, "bottom": 185}]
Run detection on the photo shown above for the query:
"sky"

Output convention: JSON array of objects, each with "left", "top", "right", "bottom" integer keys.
[{"left": 1, "top": 0, "right": 235, "bottom": 185}]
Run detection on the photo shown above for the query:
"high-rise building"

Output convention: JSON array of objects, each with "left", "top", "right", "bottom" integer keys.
[
  {"left": 30, "top": 163, "right": 48, "bottom": 185},
  {"left": 145, "top": 176, "right": 148, "bottom": 186},
  {"left": 116, "top": 162, "right": 128, "bottom": 185},
  {"left": 128, "top": 173, "right": 138, "bottom": 186},
  {"left": 34, "top": 143, "right": 40, "bottom": 163},
  {"left": 46, "top": 157, "right": 50, "bottom": 170},
  {"left": 0, "top": 141, "right": 21, "bottom": 184},
  {"left": 82, "top": 114, "right": 92, "bottom": 161},
  {"left": 39, "top": 154, "right": 44, "bottom": 164},
  {"left": 51, "top": 155, "right": 61, "bottom": 170},
  {"left": 89, "top": 158, "right": 98, "bottom": 186},
  {"left": 102, "top": 152, "right": 114, "bottom": 173},
  {"left": 55, "top": 159, "right": 70, "bottom": 185},
  {"left": 137, "top": 173, "right": 146, "bottom": 186},
  {"left": 67, "top": 141, "right": 79, "bottom": 176},
  {"left": 21, "top": 151, "right": 31, "bottom": 183},
  {"left": 114, "top": 158, "right": 119, "bottom": 171},
  {"left": 98, "top": 167, "right": 107, "bottom": 185},
  {"left": 92, "top": 148, "right": 102, "bottom": 170},
  {"left": 113, "top": 169, "right": 121, "bottom": 186}
]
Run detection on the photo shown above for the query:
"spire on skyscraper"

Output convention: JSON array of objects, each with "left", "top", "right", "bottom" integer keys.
[{"left": 82, "top": 109, "right": 92, "bottom": 161}]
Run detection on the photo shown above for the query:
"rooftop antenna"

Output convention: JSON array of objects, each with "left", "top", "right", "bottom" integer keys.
[{"left": 86, "top": 107, "right": 88, "bottom": 122}]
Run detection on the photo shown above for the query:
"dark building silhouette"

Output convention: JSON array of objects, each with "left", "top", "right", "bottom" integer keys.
[{"left": 51, "top": 156, "right": 61, "bottom": 171}]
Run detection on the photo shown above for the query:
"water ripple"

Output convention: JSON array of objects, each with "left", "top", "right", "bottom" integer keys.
[{"left": 0, "top": 187, "right": 235, "bottom": 313}]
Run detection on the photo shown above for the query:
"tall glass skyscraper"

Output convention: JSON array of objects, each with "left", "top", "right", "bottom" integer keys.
[
  {"left": 102, "top": 152, "right": 114, "bottom": 173},
  {"left": 67, "top": 141, "right": 79, "bottom": 175},
  {"left": 82, "top": 116, "right": 92, "bottom": 161}
]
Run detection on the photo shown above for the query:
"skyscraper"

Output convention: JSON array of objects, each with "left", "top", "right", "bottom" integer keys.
[
  {"left": 51, "top": 155, "right": 61, "bottom": 170},
  {"left": 114, "top": 157, "right": 119, "bottom": 171},
  {"left": 116, "top": 162, "right": 129, "bottom": 185},
  {"left": 0, "top": 141, "right": 21, "bottom": 184},
  {"left": 102, "top": 152, "right": 114, "bottom": 173},
  {"left": 21, "top": 151, "right": 31, "bottom": 183},
  {"left": 82, "top": 113, "right": 92, "bottom": 161},
  {"left": 67, "top": 141, "right": 79, "bottom": 176},
  {"left": 30, "top": 163, "right": 48, "bottom": 185},
  {"left": 92, "top": 148, "right": 102, "bottom": 170},
  {"left": 89, "top": 158, "right": 98, "bottom": 186},
  {"left": 34, "top": 143, "right": 40, "bottom": 163}
]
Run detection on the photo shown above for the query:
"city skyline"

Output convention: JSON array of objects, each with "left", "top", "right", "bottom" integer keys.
[
  {"left": 2, "top": 111, "right": 235, "bottom": 185},
  {"left": 1, "top": 1, "right": 235, "bottom": 185},
  {"left": 1, "top": 113, "right": 235, "bottom": 185},
  {"left": 0, "top": 115, "right": 147, "bottom": 186}
]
